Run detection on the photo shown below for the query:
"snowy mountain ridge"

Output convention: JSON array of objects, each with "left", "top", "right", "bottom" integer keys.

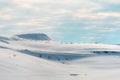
[{"left": 11, "top": 33, "right": 51, "bottom": 41}]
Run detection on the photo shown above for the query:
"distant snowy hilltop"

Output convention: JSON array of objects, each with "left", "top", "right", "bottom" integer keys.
[
  {"left": 1, "top": 33, "right": 120, "bottom": 53},
  {"left": 1, "top": 33, "right": 120, "bottom": 80},
  {"left": 14, "top": 33, "right": 51, "bottom": 41}
]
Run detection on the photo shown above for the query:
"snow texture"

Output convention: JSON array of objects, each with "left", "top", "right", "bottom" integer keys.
[{"left": 1, "top": 33, "right": 120, "bottom": 80}]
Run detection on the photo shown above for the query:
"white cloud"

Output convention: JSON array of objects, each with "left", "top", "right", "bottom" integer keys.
[
  {"left": 0, "top": 24, "right": 5, "bottom": 28},
  {"left": 0, "top": 15, "right": 16, "bottom": 20},
  {"left": 97, "top": 12, "right": 120, "bottom": 18},
  {"left": 99, "top": 28, "right": 120, "bottom": 32},
  {"left": 14, "top": 21, "right": 43, "bottom": 26},
  {"left": 0, "top": 7, "right": 14, "bottom": 13},
  {"left": 0, "top": 7, "right": 18, "bottom": 20},
  {"left": 12, "top": 0, "right": 101, "bottom": 10},
  {"left": 74, "top": 12, "right": 120, "bottom": 20},
  {"left": 83, "top": 26, "right": 120, "bottom": 32},
  {"left": 12, "top": 0, "right": 96, "bottom": 5},
  {"left": 98, "top": 0, "right": 120, "bottom": 4},
  {"left": 112, "top": 21, "right": 120, "bottom": 26}
]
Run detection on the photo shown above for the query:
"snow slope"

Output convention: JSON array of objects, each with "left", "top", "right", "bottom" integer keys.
[{"left": 1, "top": 33, "right": 120, "bottom": 80}]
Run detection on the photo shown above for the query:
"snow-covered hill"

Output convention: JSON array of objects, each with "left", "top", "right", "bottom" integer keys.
[
  {"left": 12, "top": 33, "right": 51, "bottom": 41},
  {"left": 1, "top": 33, "right": 120, "bottom": 80}
]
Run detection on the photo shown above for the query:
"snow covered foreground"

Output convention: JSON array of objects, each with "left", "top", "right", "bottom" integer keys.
[{"left": 1, "top": 33, "right": 120, "bottom": 80}]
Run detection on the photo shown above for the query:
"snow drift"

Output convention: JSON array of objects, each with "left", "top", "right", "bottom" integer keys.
[{"left": 1, "top": 33, "right": 120, "bottom": 80}]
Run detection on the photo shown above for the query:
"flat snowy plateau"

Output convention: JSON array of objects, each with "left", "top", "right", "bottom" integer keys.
[{"left": 1, "top": 33, "right": 120, "bottom": 80}]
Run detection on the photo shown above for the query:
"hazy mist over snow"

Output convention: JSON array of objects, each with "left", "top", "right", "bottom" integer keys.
[{"left": 1, "top": 33, "right": 120, "bottom": 80}]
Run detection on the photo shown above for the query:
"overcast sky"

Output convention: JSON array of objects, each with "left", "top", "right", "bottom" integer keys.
[{"left": 0, "top": 0, "right": 120, "bottom": 44}]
